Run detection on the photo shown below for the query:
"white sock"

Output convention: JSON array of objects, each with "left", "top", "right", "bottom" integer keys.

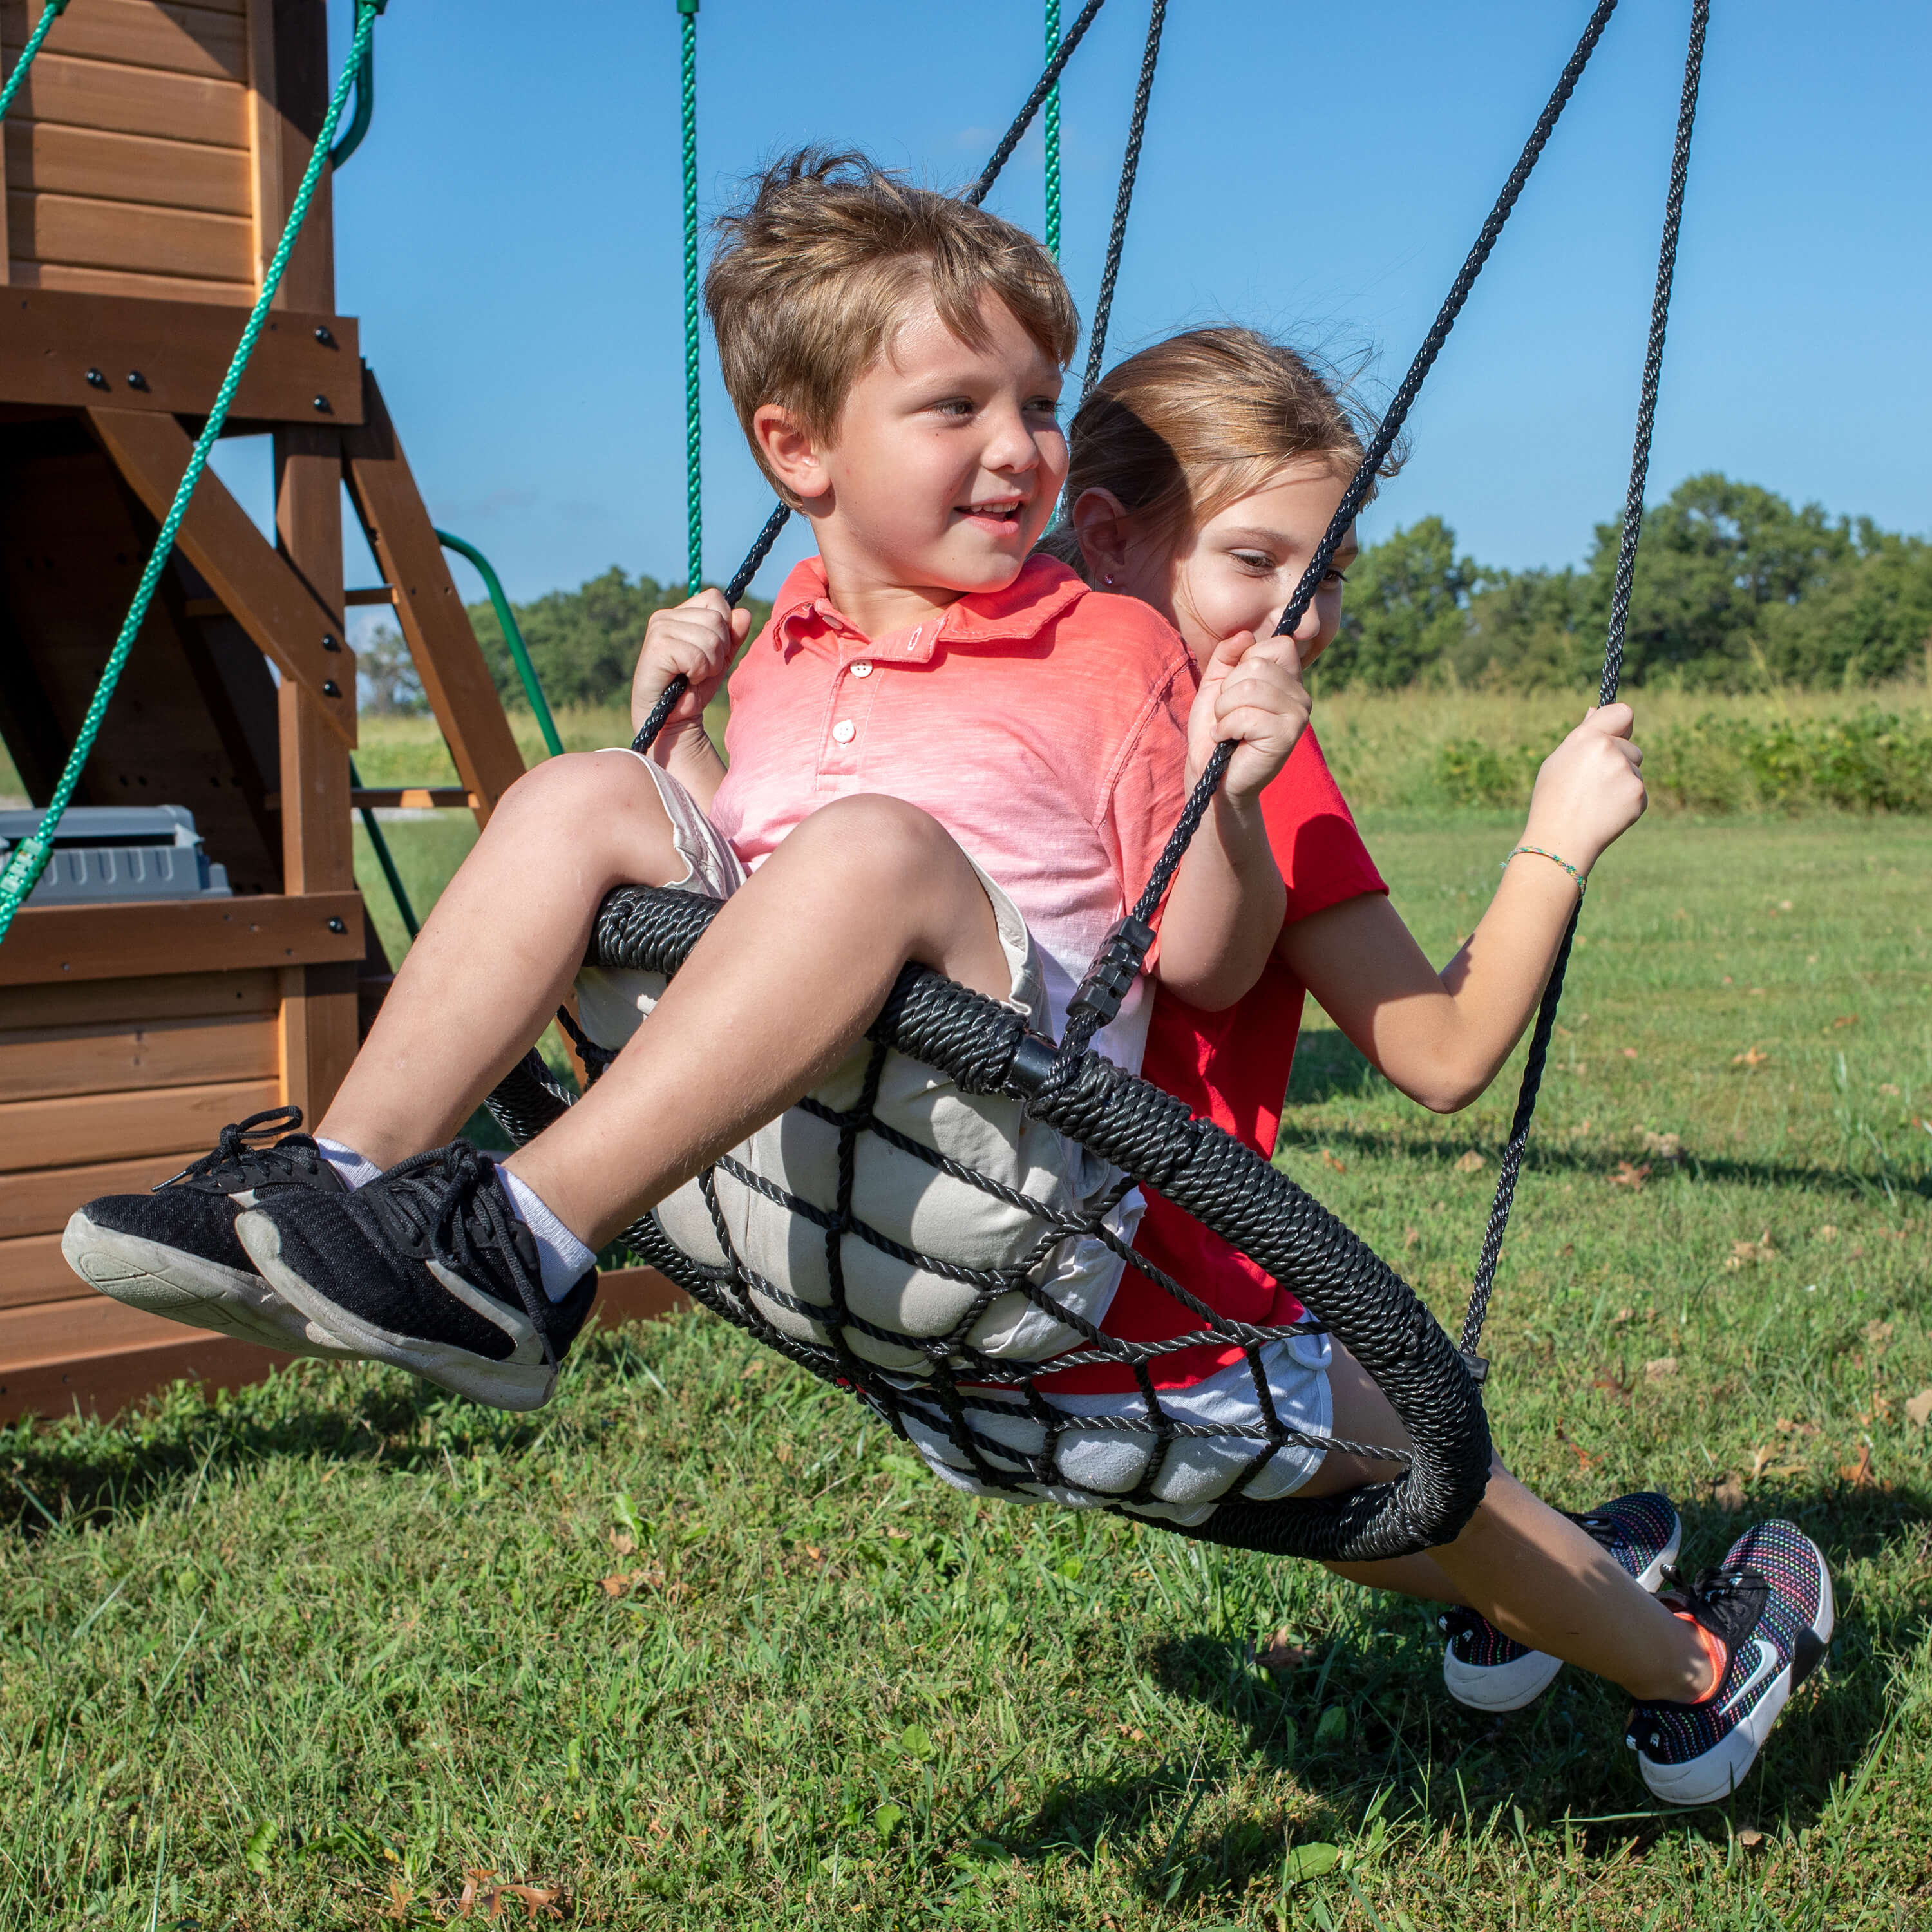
[
  {"left": 497, "top": 1165, "right": 598, "bottom": 1302},
  {"left": 316, "top": 1137, "right": 380, "bottom": 1189}
]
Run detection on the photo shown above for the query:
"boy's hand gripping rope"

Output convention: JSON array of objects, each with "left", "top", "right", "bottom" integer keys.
[
  {"left": 0, "top": 0, "right": 386, "bottom": 952},
  {"left": 1459, "top": 0, "right": 1707, "bottom": 1373},
  {"left": 631, "top": 0, "right": 1113, "bottom": 757}
]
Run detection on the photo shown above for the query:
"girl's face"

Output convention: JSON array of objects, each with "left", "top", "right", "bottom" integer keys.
[{"left": 1081, "top": 457, "right": 1358, "bottom": 667}]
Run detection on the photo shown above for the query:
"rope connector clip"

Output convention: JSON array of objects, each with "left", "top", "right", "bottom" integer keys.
[
  {"left": 1063, "top": 913, "right": 1155, "bottom": 1039},
  {"left": 1458, "top": 1350, "right": 1490, "bottom": 1387}
]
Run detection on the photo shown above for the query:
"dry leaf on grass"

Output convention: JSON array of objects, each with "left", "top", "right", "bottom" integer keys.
[
  {"left": 607, "top": 1530, "right": 635, "bottom": 1556},
  {"left": 1713, "top": 1475, "right": 1747, "bottom": 1513},
  {"left": 1320, "top": 1148, "right": 1348, "bottom": 1173},
  {"left": 1454, "top": 1150, "right": 1486, "bottom": 1175},
  {"left": 1906, "top": 1389, "right": 1932, "bottom": 1430},
  {"left": 1554, "top": 1421, "right": 1601, "bottom": 1472},
  {"left": 1864, "top": 1320, "right": 1895, "bottom": 1353},
  {"left": 1732, "top": 1046, "right": 1770, "bottom": 1068},
  {"left": 1640, "top": 1130, "right": 1683, "bottom": 1160},
  {"left": 600, "top": 1574, "right": 629, "bottom": 1598},
  {"left": 456, "top": 1871, "right": 570, "bottom": 1920},
  {"left": 1610, "top": 1160, "right": 1652, "bottom": 1191},
  {"left": 1776, "top": 1417, "right": 1820, "bottom": 1438},
  {"left": 1645, "top": 1356, "right": 1679, "bottom": 1382},
  {"left": 1725, "top": 1232, "right": 1777, "bottom": 1270},
  {"left": 1840, "top": 1443, "right": 1879, "bottom": 1491},
  {"left": 1257, "top": 1628, "right": 1314, "bottom": 1672},
  {"left": 1591, "top": 1368, "right": 1633, "bottom": 1405}
]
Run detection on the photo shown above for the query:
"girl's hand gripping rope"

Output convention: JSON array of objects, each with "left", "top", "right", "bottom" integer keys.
[
  {"left": 1186, "top": 629, "right": 1312, "bottom": 802},
  {"left": 1520, "top": 703, "right": 1647, "bottom": 883},
  {"left": 630, "top": 588, "right": 751, "bottom": 757}
]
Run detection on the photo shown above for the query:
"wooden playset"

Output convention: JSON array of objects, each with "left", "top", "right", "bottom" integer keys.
[{"left": 0, "top": 0, "right": 672, "bottom": 1423}]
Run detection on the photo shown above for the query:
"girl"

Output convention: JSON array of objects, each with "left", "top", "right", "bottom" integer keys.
[{"left": 1023, "top": 327, "right": 1830, "bottom": 1806}]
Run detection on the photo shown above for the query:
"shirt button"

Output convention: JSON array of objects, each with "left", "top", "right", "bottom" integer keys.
[
  {"left": 850, "top": 661, "right": 873, "bottom": 678},
  {"left": 831, "top": 719, "right": 856, "bottom": 744}
]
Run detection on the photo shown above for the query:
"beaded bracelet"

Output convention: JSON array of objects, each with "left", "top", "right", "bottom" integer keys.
[{"left": 1506, "top": 844, "right": 1587, "bottom": 896}]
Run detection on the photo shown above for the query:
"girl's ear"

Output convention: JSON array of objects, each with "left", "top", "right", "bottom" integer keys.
[
  {"left": 753, "top": 404, "right": 830, "bottom": 505},
  {"left": 1070, "top": 488, "right": 1135, "bottom": 587}
]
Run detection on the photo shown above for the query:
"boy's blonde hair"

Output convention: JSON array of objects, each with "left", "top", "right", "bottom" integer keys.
[
  {"left": 706, "top": 149, "right": 1080, "bottom": 506},
  {"left": 1042, "top": 327, "right": 1396, "bottom": 578}
]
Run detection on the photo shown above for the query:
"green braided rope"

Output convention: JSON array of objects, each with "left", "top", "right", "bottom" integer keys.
[
  {"left": 679, "top": 0, "right": 702, "bottom": 594},
  {"left": 0, "top": 0, "right": 69, "bottom": 125},
  {"left": 1043, "top": 0, "right": 1061, "bottom": 257},
  {"left": 0, "top": 0, "right": 381, "bottom": 950}
]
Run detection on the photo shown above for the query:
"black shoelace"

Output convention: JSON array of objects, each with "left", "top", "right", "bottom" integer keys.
[
  {"left": 156, "top": 1105, "right": 309, "bottom": 1193},
  {"left": 361, "top": 1144, "right": 556, "bottom": 1366}
]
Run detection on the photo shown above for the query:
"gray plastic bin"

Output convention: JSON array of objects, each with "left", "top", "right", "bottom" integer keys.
[{"left": 0, "top": 806, "right": 232, "bottom": 906}]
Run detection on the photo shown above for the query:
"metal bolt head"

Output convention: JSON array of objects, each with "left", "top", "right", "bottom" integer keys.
[
  {"left": 321, "top": 679, "right": 341, "bottom": 698},
  {"left": 84, "top": 368, "right": 108, "bottom": 389},
  {"left": 312, "top": 395, "right": 331, "bottom": 413},
  {"left": 313, "top": 325, "right": 336, "bottom": 346},
  {"left": 327, "top": 916, "right": 347, "bottom": 934},
  {"left": 126, "top": 370, "right": 147, "bottom": 390},
  {"left": 321, "top": 634, "right": 341, "bottom": 653}
]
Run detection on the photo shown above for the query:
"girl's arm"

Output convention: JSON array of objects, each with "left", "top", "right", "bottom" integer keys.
[
  {"left": 1280, "top": 705, "right": 1646, "bottom": 1113},
  {"left": 1156, "top": 631, "right": 1303, "bottom": 1009}
]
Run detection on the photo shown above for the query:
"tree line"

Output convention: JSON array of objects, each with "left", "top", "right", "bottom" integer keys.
[
  {"left": 1322, "top": 473, "right": 1932, "bottom": 692},
  {"left": 357, "top": 475, "right": 1932, "bottom": 716}
]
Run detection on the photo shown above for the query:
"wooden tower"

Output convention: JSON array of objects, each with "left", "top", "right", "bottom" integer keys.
[{"left": 0, "top": 0, "right": 535, "bottom": 1419}]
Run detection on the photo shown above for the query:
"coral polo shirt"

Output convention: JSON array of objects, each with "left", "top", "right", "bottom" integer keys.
[
  {"left": 1037, "top": 727, "right": 1387, "bottom": 1394},
  {"left": 710, "top": 554, "right": 1195, "bottom": 1072}
]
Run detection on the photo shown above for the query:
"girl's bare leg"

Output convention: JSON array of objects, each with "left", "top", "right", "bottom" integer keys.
[
  {"left": 319, "top": 753, "right": 688, "bottom": 1167},
  {"left": 506, "top": 791, "right": 1014, "bottom": 1247},
  {"left": 1298, "top": 1347, "right": 1710, "bottom": 1703}
]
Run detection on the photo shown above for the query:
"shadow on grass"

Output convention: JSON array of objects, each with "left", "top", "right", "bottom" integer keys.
[
  {"left": 1277, "top": 1121, "right": 1931, "bottom": 1205},
  {"left": 987, "top": 1483, "right": 1931, "bottom": 1909}
]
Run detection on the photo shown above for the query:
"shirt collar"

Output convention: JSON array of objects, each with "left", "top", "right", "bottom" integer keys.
[{"left": 765, "top": 554, "right": 1089, "bottom": 663}]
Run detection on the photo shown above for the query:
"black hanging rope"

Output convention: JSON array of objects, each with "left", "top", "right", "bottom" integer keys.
[
  {"left": 1080, "top": 0, "right": 1166, "bottom": 398},
  {"left": 1057, "top": 0, "right": 1624, "bottom": 1061},
  {"left": 1459, "top": 0, "right": 1707, "bottom": 1365},
  {"left": 631, "top": 0, "right": 1115, "bottom": 759}
]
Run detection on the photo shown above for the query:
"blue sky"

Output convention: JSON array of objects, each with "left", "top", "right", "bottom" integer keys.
[{"left": 218, "top": 0, "right": 1932, "bottom": 617}]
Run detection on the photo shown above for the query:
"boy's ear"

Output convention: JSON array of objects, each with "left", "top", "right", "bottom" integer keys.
[
  {"left": 753, "top": 403, "right": 831, "bottom": 505},
  {"left": 1070, "top": 488, "right": 1133, "bottom": 585}
]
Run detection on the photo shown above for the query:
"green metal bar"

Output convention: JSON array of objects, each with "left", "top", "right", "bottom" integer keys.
[
  {"left": 349, "top": 756, "right": 419, "bottom": 941},
  {"left": 328, "top": 28, "right": 375, "bottom": 170},
  {"left": 436, "top": 529, "right": 564, "bottom": 759},
  {"left": 0, "top": 0, "right": 69, "bottom": 125},
  {"left": 1044, "top": 0, "right": 1061, "bottom": 256},
  {"left": 678, "top": 0, "right": 702, "bottom": 594},
  {"left": 0, "top": 0, "right": 384, "bottom": 950}
]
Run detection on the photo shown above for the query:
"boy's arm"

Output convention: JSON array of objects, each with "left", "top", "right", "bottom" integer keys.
[
  {"left": 630, "top": 588, "right": 748, "bottom": 811},
  {"left": 1280, "top": 705, "right": 1646, "bottom": 1112},
  {"left": 1153, "top": 632, "right": 1302, "bottom": 1010}
]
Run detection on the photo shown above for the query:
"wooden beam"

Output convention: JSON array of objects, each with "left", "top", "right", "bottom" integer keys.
[
  {"left": 85, "top": 404, "right": 356, "bottom": 743},
  {"left": 0, "top": 287, "right": 360, "bottom": 421},
  {"left": 0, "top": 1010, "right": 278, "bottom": 1103},
  {"left": 0, "top": 966, "right": 280, "bottom": 1031},
  {"left": 348, "top": 787, "right": 476, "bottom": 811},
  {"left": 0, "top": 1149, "right": 211, "bottom": 1240},
  {"left": 343, "top": 367, "right": 525, "bottom": 826},
  {"left": 343, "top": 585, "right": 395, "bottom": 606},
  {"left": 252, "top": 0, "right": 330, "bottom": 314},
  {"left": 0, "top": 892, "right": 364, "bottom": 987},
  {"left": 0, "top": 1075, "right": 281, "bottom": 1170}
]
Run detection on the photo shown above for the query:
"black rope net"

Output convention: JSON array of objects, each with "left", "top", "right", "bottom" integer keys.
[{"left": 486, "top": 0, "right": 1703, "bottom": 1564}]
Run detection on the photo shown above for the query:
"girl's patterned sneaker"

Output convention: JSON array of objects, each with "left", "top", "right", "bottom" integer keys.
[
  {"left": 1441, "top": 1490, "right": 1682, "bottom": 1712},
  {"left": 1627, "top": 1520, "right": 1833, "bottom": 1806}
]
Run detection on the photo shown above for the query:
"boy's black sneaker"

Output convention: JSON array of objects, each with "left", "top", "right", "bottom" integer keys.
[
  {"left": 61, "top": 1107, "right": 359, "bottom": 1358},
  {"left": 1627, "top": 1520, "right": 1833, "bottom": 1806},
  {"left": 234, "top": 1142, "right": 596, "bottom": 1411},
  {"left": 1441, "top": 1490, "right": 1681, "bottom": 1711}
]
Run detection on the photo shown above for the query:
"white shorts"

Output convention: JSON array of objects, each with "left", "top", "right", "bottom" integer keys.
[{"left": 574, "top": 752, "right": 1331, "bottom": 1524}]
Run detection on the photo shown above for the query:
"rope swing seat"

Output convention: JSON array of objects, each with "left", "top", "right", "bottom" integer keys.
[{"left": 480, "top": 0, "right": 1709, "bottom": 1567}]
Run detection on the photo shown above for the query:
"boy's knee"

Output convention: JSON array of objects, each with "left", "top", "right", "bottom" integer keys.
[{"left": 795, "top": 793, "right": 962, "bottom": 885}]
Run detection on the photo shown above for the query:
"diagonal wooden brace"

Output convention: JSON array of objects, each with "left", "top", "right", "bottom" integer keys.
[
  {"left": 84, "top": 405, "right": 358, "bottom": 746},
  {"left": 342, "top": 365, "right": 525, "bottom": 824}
]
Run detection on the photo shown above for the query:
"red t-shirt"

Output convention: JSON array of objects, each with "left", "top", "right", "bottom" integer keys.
[{"left": 1036, "top": 726, "right": 1387, "bottom": 1394}]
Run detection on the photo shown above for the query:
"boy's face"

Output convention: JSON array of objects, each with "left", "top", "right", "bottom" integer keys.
[{"left": 773, "top": 289, "right": 1068, "bottom": 601}]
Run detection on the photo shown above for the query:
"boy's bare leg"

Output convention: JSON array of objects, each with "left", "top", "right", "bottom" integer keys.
[
  {"left": 319, "top": 753, "right": 690, "bottom": 1168},
  {"left": 506, "top": 791, "right": 1014, "bottom": 1247},
  {"left": 1298, "top": 1347, "right": 1712, "bottom": 1704}
]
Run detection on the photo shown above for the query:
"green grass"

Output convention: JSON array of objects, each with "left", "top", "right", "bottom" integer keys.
[{"left": 5, "top": 809, "right": 1931, "bottom": 1929}]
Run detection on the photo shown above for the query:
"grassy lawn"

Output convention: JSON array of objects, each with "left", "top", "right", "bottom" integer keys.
[{"left": 5, "top": 805, "right": 1930, "bottom": 1929}]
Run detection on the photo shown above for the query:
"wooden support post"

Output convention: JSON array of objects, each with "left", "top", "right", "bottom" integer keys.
[{"left": 343, "top": 368, "right": 526, "bottom": 826}]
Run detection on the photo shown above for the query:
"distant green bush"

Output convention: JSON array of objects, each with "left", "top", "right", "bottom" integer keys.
[{"left": 1646, "top": 710, "right": 1932, "bottom": 814}]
